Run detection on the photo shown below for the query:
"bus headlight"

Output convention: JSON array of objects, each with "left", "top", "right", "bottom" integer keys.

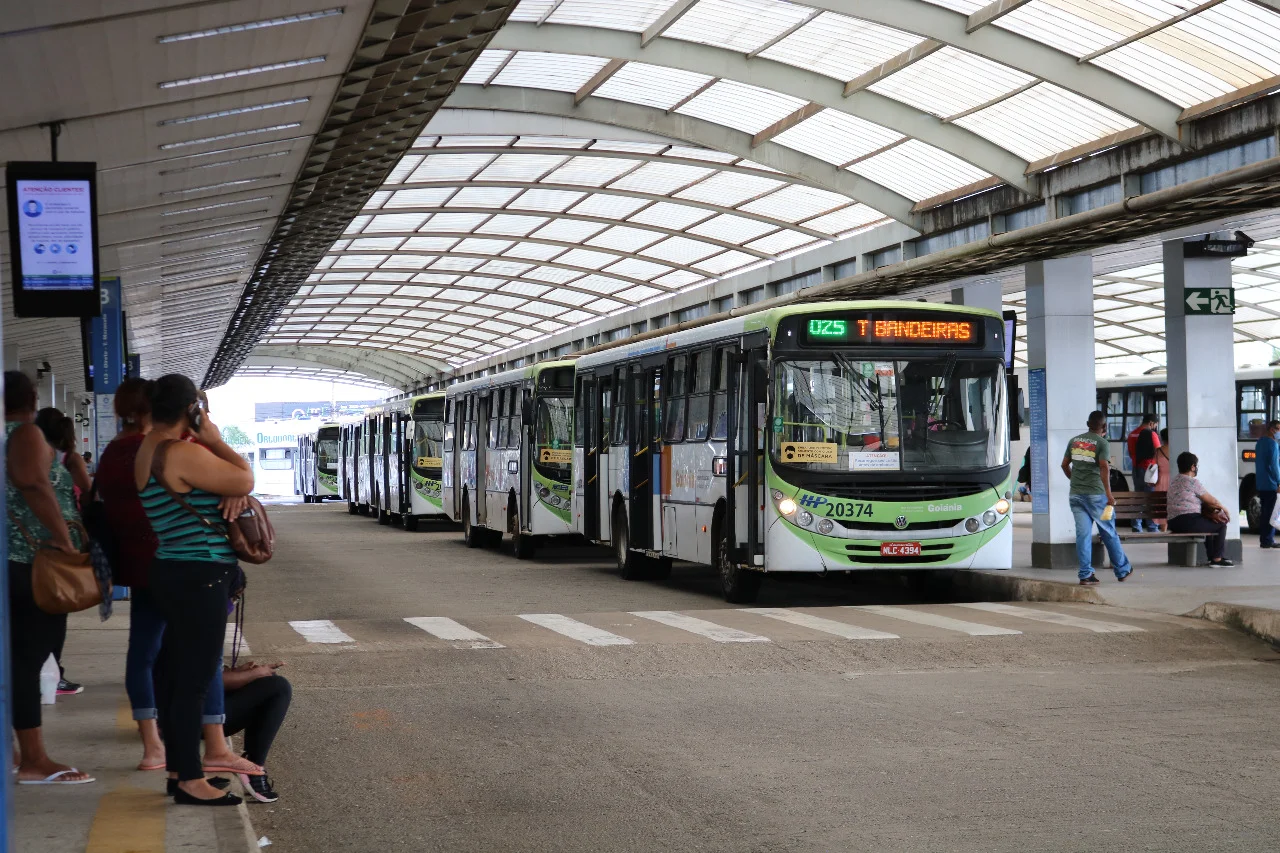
[
  {"left": 982, "top": 510, "right": 998, "bottom": 526},
  {"left": 797, "top": 510, "right": 814, "bottom": 527},
  {"left": 965, "top": 518, "right": 980, "bottom": 533},
  {"left": 995, "top": 499, "right": 1010, "bottom": 515},
  {"left": 777, "top": 498, "right": 798, "bottom": 516},
  {"left": 538, "top": 486, "right": 551, "bottom": 500},
  {"left": 816, "top": 518, "right": 834, "bottom": 535},
  {"left": 771, "top": 489, "right": 784, "bottom": 502}
]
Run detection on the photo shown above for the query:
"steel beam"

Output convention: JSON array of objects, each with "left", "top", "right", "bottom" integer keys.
[
  {"left": 490, "top": 23, "right": 1037, "bottom": 191},
  {"left": 751, "top": 102, "right": 824, "bottom": 148},
  {"left": 641, "top": 0, "right": 697, "bottom": 46},
  {"left": 247, "top": 345, "right": 446, "bottom": 389},
  {"left": 843, "top": 39, "right": 944, "bottom": 96},
  {"left": 447, "top": 85, "right": 919, "bottom": 223},
  {"left": 965, "top": 0, "right": 1034, "bottom": 32},
  {"left": 575, "top": 58, "right": 626, "bottom": 105}
]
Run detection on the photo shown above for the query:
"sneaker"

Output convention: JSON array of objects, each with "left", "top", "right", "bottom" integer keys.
[
  {"left": 1079, "top": 574, "right": 1100, "bottom": 586},
  {"left": 56, "top": 679, "right": 83, "bottom": 696},
  {"left": 238, "top": 771, "right": 279, "bottom": 804},
  {"left": 1209, "top": 558, "right": 1235, "bottom": 567},
  {"left": 1117, "top": 570, "right": 1133, "bottom": 582}
]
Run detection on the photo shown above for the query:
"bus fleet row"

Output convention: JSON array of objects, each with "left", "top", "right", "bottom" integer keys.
[{"left": 300, "top": 300, "right": 1016, "bottom": 603}]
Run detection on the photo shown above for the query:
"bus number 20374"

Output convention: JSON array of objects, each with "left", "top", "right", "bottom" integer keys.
[{"left": 799, "top": 496, "right": 873, "bottom": 518}]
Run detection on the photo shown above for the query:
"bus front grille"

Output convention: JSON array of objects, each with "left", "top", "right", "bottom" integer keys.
[
  {"left": 836, "top": 519, "right": 956, "bottom": 532},
  {"left": 817, "top": 482, "right": 989, "bottom": 501}
]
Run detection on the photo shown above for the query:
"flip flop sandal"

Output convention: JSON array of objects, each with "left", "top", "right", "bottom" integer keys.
[
  {"left": 137, "top": 761, "right": 166, "bottom": 772},
  {"left": 19, "top": 769, "right": 95, "bottom": 785},
  {"left": 202, "top": 761, "right": 263, "bottom": 776}
]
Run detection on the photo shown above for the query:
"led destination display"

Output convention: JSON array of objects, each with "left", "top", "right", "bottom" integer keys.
[{"left": 802, "top": 313, "right": 983, "bottom": 347}]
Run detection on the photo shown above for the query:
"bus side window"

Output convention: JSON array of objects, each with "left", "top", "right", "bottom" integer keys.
[
  {"left": 1240, "top": 382, "right": 1268, "bottom": 438},
  {"left": 688, "top": 349, "right": 713, "bottom": 442},
  {"left": 465, "top": 395, "right": 475, "bottom": 451},
  {"left": 665, "top": 354, "right": 688, "bottom": 443},
  {"left": 488, "top": 391, "right": 500, "bottom": 449},
  {"left": 709, "top": 347, "right": 730, "bottom": 440},
  {"left": 600, "top": 379, "right": 612, "bottom": 447},
  {"left": 574, "top": 379, "right": 585, "bottom": 448},
  {"left": 612, "top": 367, "right": 628, "bottom": 445},
  {"left": 444, "top": 399, "right": 454, "bottom": 443}
]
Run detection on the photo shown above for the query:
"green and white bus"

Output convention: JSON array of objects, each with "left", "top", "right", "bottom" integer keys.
[
  {"left": 442, "top": 361, "right": 576, "bottom": 556},
  {"left": 353, "top": 393, "right": 448, "bottom": 530},
  {"left": 296, "top": 423, "right": 341, "bottom": 502},
  {"left": 572, "top": 300, "right": 1012, "bottom": 602}
]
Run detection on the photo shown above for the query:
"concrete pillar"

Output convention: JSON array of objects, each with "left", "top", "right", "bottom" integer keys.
[
  {"left": 42, "top": 371, "right": 55, "bottom": 412},
  {"left": 1026, "top": 255, "right": 1097, "bottom": 569},
  {"left": 1163, "top": 239, "right": 1242, "bottom": 562},
  {"left": 950, "top": 280, "right": 1002, "bottom": 314}
]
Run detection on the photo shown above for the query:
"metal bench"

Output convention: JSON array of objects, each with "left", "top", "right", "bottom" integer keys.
[{"left": 1093, "top": 491, "right": 1207, "bottom": 567}]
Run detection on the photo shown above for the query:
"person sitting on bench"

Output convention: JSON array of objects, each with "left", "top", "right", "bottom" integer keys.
[{"left": 1166, "top": 452, "right": 1234, "bottom": 567}]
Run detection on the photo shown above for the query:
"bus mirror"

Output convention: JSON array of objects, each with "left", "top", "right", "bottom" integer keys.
[{"left": 521, "top": 397, "right": 534, "bottom": 425}]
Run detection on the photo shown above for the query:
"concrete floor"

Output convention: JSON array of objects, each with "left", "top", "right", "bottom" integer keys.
[{"left": 239, "top": 503, "right": 1280, "bottom": 853}]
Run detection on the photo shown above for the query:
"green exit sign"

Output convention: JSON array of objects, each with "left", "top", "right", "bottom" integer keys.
[
  {"left": 1184, "top": 287, "right": 1234, "bottom": 315},
  {"left": 808, "top": 318, "right": 848, "bottom": 339}
]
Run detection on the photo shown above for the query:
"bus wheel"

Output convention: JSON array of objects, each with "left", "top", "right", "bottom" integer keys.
[
  {"left": 463, "top": 495, "right": 482, "bottom": 548},
  {"left": 717, "top": 535, "right": 761, "bottom": 603},
  {"left": 401, "top": 513, "right": 418, "bottom": 532},
  {"left": 510, "top": 509, "right": 536, "bottom": 559},
  {"left": 347, "top": 501, "right": 358, "bottom": 515},
  {"left": 613, "top": 510, "right": 645, "bottom": 580}
]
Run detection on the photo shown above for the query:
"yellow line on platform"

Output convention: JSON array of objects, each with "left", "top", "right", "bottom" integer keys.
[
  {"left": 85, "top": 786, "right": 166, "bottom": 853},
  {"left": 116, "top": 695, "right": 134, "bottom": 732}
]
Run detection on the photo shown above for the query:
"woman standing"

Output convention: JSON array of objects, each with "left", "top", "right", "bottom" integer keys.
[
  {"left": 134, "top": 374, "right": 255, "bottom": 805},
  {"left": 1167, "top": 451, "right": 1235, "bottom": 567},
  {"left": 5, "top": 372, "right": 92, "bottom": 785}
]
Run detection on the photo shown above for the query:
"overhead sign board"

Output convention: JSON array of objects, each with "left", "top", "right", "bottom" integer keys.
[
  {"left": 5, "top": 161, "right": 102, "bottom": 317},
  {"left": 1184, "top": 287, "right": 1234, "bottom": 315}
]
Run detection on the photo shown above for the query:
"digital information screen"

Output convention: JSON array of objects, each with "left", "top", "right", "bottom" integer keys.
[
  {"left": 5, "top": 161, "right": 101, "bottom": 318},
  {"left": 804, "top": 314, "right": 982, "bottom": 347}
]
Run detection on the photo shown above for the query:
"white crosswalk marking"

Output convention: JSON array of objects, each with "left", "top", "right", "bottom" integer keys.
[
  {"left": 518, "top": 614, "right": 635, "bottom": 646},
  {"left": 747, "top": 608, "right": 898, "bottom": 639},
  {"left": 956, "top": 603, "right": 1144, "bottom": 634},
  {"left": 288, "top": 620, "right": 354, "bottom": 644},
  {"left": 404, "top": 617, "right": 505, "bottom": 649},
  {"left": 224, "top": 623, "right": 251, "bottom": 655},
  {"left": 849, "top": 605, "right": 1021, "bottom": 636},
  {"left": 630, "top": 611, "right": 770, "bottom": 643}
]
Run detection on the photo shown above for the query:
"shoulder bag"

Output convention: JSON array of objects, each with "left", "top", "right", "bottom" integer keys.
[
  {"left": 9, "top": 511, "right": 104, "bottom": 614},
  {"left": 151, "top": 440, "right": 275, "bottom": 564}
]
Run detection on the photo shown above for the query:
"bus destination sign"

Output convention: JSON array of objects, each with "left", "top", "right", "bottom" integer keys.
[{"left": 803, "top": 313, "right": 983, "bottom": 347}]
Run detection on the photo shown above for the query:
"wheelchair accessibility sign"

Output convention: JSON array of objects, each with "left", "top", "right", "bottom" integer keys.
[{"left": 779, "top": 442, "right": 838, "bottom": 464}]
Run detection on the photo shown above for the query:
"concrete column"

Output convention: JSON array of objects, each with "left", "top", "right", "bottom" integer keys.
[
  {"left": 1026, "top": 255, "right": 1097, "bottom": 569},
  {"left": 950, "top": 280, "right": 1002, "bottom": 314},
  {"left": 1163, "top": 239, "right": 1242, "bottom": 562},
  {"left": 42, "top": 371, "right": 55, "bottom": 412}
]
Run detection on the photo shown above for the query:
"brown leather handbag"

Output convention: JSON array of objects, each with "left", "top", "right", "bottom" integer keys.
[
  {"left": 152, "top": 440, "right": 275, "bottom": 564},
  {"left": 9, "top": 513, "right": 102, "bottom": 614}
]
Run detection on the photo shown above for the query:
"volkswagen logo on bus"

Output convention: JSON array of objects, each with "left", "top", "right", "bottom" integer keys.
[{"left": 894, "top": 515, "right": 909, "bottom": 530}]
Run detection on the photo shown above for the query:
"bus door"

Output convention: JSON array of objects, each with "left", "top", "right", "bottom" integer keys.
[
  {"left": 452, "top": 398, "right": 464, "bottom": 519},
  {"left": 582, "top": 376, "right": 601, "bottom": 540},
  {"left": 629, "top": 359, "right": 662, "bottom": 550},
  {"left": 520, "top": 387, "right": 533, "bottom": 530},
  {"left": 476, "top": 392, "right": 490, "bottom": 527},
  {"left": 729, "top": 334, "right": 768, "bottom": 564}
]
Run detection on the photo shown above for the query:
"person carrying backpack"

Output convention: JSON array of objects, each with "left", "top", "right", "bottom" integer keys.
[{"left": 1127, "top": 414, "right": 1162, "bottom": 533}]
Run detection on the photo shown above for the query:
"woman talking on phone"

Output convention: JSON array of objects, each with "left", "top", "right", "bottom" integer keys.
[{"left": 134, "top": 374, "right": 256, "bottom": 806}]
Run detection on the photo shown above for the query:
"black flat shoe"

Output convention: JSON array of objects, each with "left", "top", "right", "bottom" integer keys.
[
  {"left": 172, "top": 788, "right": 242, "bottom": 806},
  {"left": 168, "top": 777, "right": 230, "bottom": 797}
]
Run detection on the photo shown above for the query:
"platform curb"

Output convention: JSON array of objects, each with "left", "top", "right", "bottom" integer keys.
[
  {"left": 1188, "top": 601, "right": 1280, "bottom": 647},
  {"left": 964, "top": 570, "right": 1106, "bottom": 604}
]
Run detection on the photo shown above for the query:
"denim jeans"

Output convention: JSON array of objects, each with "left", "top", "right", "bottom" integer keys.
[
  {"left": 1260, "top": 491, "right": 1278, "bottom": 547},
  {"left": 1132, "top": 476, "right": 1160, "bottom": 532},
  {"left": 1069, "top": 493, "right": 1132, "bottom": 580},
  {"left": 126, "top": 585, "right": 225, "bottom": 724}
]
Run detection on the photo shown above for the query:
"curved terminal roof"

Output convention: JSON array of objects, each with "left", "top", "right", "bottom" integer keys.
[{"left": 254, "top": 0, "right": 1280, "bottom": 382}]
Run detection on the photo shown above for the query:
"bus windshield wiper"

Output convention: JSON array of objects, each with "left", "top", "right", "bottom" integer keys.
[{"left": 833, "top": 353, "right": 888, "bottom": 444}]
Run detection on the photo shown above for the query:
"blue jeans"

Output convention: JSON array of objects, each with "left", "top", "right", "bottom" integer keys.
[
  {"left": 1070, "top": 493, "right": 1132, "bottom": 580},
  {"left": 1132, "top": 476, "right": 1160, "bottom": 532},
  {"left": 1260, "top": 490, "right": 1277, "bottom": 547},
  {"left": 126, "top": 585, "right": 225, "bottom": 724}
]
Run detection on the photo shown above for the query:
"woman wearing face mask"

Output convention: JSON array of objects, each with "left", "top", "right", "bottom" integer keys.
[{"left": 134, "top": 374, "right": 258, "bottom": 805}]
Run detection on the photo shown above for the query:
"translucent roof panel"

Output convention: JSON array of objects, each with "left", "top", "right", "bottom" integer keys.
[
  {"left": 674, "top": 80, "right": 808, "bottom": 136},
  {"left": 663, "top": 0, "right": 817, "bottom": 54},
  {"left": 867, "top": 47, "right": 1036, "bottom": 119},
  {"left": 953, "top": 83, "right": 1138, "bottom": 161},
  {"left": 593, "top": 62, "right": 714, "bottom": 111},
  {"left": 491, "top": 52, "right": 612, "bottom": 92},
  {"left": 847, "top": 140, "right": 991, "bottom": 202},
  {"left": 758, "top": 11, "right": 926, "bottom": 82},
  {"left": 540, "top": 0, "right": 674, "bottom": 31},
  {"left": 772, "top": 110, "right": 903, "bottom": 166}
]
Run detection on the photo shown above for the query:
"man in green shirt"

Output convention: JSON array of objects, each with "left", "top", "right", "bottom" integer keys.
[{"left": 1060, "top": 410, "right": 1132, "bottom": 585}]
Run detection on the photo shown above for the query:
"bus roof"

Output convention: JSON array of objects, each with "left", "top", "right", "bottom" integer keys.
[{"left": 445, "top": 359, "right": 575, "bottom": 397}]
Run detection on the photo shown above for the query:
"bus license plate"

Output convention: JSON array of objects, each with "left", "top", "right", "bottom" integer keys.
[{"left": 880, "top": 542, "right": 921, "bottom": 557}]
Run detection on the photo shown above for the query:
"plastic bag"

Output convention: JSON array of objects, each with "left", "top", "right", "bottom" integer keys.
[
  {"left": 1270, "top": 496, "right": 1280, "bottom": 531},
  {"left": 1143, "top": 463, "right": 1159, "bottom": 485}
]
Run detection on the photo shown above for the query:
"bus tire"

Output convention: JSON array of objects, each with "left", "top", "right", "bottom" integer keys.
[
  {"left": 347, "top": 501, "right": 358, "bottom": 515},
  {"left": 401, "top": 513, "right": 418, "bottom": 532},
  {"left": 613, "top": 509, "right": 646, "bottom": 581},
  {"left": 717, "top": 534, "right": 761, "bottom": 604},
  {"left": 462, "top": 494, "right": 483, "bottom": 548},
  {"left": 510, "top": 506, "right": 536, "bottom": 559}
]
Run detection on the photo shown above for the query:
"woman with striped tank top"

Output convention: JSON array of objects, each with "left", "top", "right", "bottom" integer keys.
[{"left": 134, "top": 374, "right": 255, "bottom": 806}]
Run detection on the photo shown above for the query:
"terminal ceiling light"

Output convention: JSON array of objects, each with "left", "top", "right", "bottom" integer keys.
[
  {"left": 159, "top": 176, "right": 281, "bottom": 197},
  {"left": 158, "top": 9, "right": 344, "bottom": 43},
  {"left": 161, "top": 196, "right": 272, "bottom": 216},
  {"left": 159, "top": 98, "right": 311, "bottom": 126},
  {"left": 158, "top": 58, "right": 325, "bottom": 90},
  {"left": 160, "top": 123, "right": 303, "bottom": 150},
  {"left": 160, "top": 149, "right": 292, "bottom": 175}
]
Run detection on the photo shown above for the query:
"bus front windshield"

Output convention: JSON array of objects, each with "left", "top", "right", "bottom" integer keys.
[
  {"left": 412, "top": 419, "right": 444, "bottom": 475},
  {"left": 536, "top": 396, "right": 573, "bottom": 476},
  {"left": 317, "top": 437, "right": 340, "bottom": 473},
  {"left": 773, "top": 358, "right": 1007, "bottom": 473}
]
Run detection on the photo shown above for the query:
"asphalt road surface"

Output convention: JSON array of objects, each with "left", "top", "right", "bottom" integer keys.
[{"left": 242, "top": 502, "right": 1280, "bottom": 853}]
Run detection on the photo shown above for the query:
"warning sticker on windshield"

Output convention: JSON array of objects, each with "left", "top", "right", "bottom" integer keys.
[
  {"left": 539, "top": 448, "right": 572, "bottom": 464},
  {"left": 416, "top": 456, "right": 442, "bottom": 468},
  {"left": 850, "top": 451, "right": 899, "bottom": 471},
  {"left": 779, "top": 442, "right": 838, "bottom": 464}
]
